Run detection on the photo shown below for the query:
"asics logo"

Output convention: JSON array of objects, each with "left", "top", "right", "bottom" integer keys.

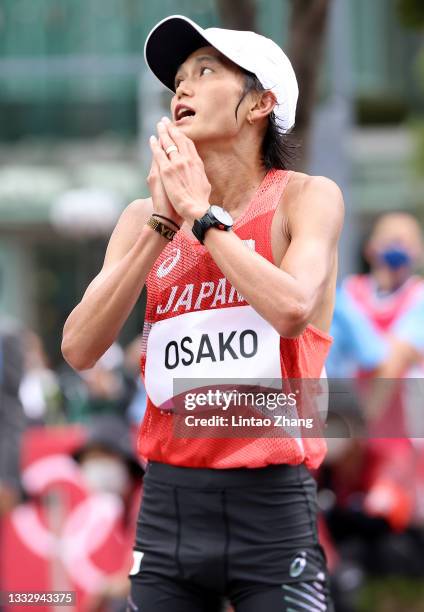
[
  {"left": 289, "top": 552, "right": 307, "bottom": 578},
  {"left": 157, "top": 248, "right": 181, "bottom": 278},
  {"left": 156, "top": 240, "right": 254, "bottom": 280}
]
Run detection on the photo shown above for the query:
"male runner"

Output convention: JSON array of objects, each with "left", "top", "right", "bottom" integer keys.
[{"left": 62, "top": 15, "right": 344, "bottom": 612}]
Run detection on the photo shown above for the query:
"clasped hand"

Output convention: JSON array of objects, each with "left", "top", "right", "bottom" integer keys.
[{"left": 148, "top": 117, "right": 211, "bottom": 225}]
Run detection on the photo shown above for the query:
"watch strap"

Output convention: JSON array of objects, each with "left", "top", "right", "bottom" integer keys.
[{"left": 192, "top": 207, "right": 231, "bottom": 244}]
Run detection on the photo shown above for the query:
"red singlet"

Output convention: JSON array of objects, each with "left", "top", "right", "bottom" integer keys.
[{"left": 138, "top": 169, "right": 332, "bottom": 469}]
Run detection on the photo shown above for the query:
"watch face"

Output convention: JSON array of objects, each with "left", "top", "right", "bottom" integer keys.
[{"left": 210, "top": 205, "right": 233, "bottom": 227}]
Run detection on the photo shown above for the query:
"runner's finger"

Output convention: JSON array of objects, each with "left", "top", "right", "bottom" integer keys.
[
  {"left": 164, "top": 119, "right": 198, "bottom": 159},
  {"left": 157, "top": 121, "right": 180, "bottom": 159},
  {"left": 149, "top": 135, "right": 171, "bottom": 169}
]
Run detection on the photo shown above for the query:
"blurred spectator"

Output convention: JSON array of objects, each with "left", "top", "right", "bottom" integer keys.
[
  {"left": 326, "top": 286, "right": 387, "bottom": 378},
  {"left": 323, "top": 212, "right": 424, "bottom": 610},
  {"left": 73, "top": 415, "right": 144, "bottom": 612},
  {"left": 328, "top": 211, "right": 424, "bottom": 379},
  {"left": 61, "top": 343, "right": 133, "bottom": 424},
  {"left": 123, "top": 335, "right": 147, "bottom": 425},
  {"left": 18, "top": 330, "right": 63, "bottom": 424},
  {"left": 73, "top": 414, "right": 144, "bottom": 504},
  {"left": 0, "top": 317, "right": 26, "bottom": 514},
  {"left": 1, "top": 416, "right": 143, "bottom": 612}
]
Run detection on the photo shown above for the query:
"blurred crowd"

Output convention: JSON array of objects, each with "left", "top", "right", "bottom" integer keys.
[
  {"left": 1, "top": 211, "right": 424, "bottom": 611},
  {"left": 323, "top": 211, "right": 424, "bottom": 611},
  {"left": 0, "top": 326, "right": 147, "bottom": 611}
]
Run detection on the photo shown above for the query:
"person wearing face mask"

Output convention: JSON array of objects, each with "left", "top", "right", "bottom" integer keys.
[
  {"left": 323, "top": 213, "right": 424, "bottom": 606},
  {"left": 73, "top": 416, "right": 144, "bottom": 612},
  {"left": 74, "top": 415, "right": 144, "bottom": 498},
  {"left": 79, "top": 450, "right": 131, "bottom": 497},
  {"left": 328, "top": 211, "right": 424, "bottom": 380}
]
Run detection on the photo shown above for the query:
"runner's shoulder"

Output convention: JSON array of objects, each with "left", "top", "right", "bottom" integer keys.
[
  {"left": 283, "top": 171, "right": 344, "bottom": 223},
  {"left": 285, "top": 171, "right": 343, "bottom": 203}
]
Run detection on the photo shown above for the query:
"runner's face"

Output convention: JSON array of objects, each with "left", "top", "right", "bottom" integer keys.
[{"left": 170, "top": 46, "right": 247, "bottom": 143}]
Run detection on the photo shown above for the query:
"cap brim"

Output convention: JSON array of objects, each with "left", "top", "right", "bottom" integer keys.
[{"left": 144, "top": 15, "right": 212, "bottom": 93}]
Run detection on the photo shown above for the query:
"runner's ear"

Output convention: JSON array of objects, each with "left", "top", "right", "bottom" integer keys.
[{"left": 249, "top": 90, "right": 277, "bottom": 124}]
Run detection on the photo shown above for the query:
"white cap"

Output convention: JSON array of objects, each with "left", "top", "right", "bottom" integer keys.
[{"left": 144, "top": 15, "right": 298, "bottom": 134}]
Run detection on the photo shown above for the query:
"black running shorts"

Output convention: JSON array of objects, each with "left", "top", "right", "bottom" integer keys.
[{"left": 128, "top": 461, "right": 333, "bottom": 612}]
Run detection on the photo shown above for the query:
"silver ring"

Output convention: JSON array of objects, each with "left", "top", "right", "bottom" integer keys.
[{"left": 165, "top": 145, "right": 178, "bottom": 156}]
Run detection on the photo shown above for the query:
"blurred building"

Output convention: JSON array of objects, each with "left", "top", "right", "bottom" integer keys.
[{"left": 0, "top": 0, "right": 423, "bottom": 363}]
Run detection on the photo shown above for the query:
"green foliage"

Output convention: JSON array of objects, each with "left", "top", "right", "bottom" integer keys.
[
  {"left": 356, "top": 96, "right": 408, "bottom": 125},
  {"left": 397, "top": 0, "right": 424, "bottom": 29},
  {"left": 416, "top": 47, "right": 424, "bottom": 96},
  {"left": 358, "top": 577, "right": 424, "bottom": 612},
  {"left": 410, "top": 118, "right": 424, "bottom": 176}
]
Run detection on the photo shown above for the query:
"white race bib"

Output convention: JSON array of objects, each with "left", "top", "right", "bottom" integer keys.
[{"left": 145, "top": 305, "right": 282, "bottom": 408}]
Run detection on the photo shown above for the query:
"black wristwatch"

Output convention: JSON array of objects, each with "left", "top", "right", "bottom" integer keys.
[{"left": 192, "top": 205, "right": 234, "bottom": 245}]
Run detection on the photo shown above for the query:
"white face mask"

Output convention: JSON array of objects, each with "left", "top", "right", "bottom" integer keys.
[{"left": 80, "top": 457, "right": 130, "bottom": 497}]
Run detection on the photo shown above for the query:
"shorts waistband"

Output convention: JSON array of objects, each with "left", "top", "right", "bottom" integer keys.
[{"left": 145, "top": 461, "right": 309, "bottom": 489}]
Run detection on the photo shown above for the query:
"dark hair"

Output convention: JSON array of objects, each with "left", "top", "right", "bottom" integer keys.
[{"left": 235, "top": 71, "right": 299, "bottom": 170}]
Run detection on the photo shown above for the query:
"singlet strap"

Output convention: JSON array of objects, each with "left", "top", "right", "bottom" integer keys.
[
  {"left": 234, "top": 169, "right": 293, "bottom": 232},
  {"left": 234, "top": 169, "right": 293, "bottom": 266}
]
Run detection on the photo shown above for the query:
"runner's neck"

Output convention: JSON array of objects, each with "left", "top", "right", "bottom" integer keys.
[{"left": 198, "top": 148, "right": 267, "bottom": 216}]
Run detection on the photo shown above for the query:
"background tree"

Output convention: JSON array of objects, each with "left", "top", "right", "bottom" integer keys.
[
  {"left": 396, "top": 0, "right": 424, "bottom": 178},
  {"left": 397, "top": 0, "right": 424, "bottom": 28},
  {"left": 287, "top": 0, "right": 331, "bottom": 169},
  {"left": 396, "top": 0, "right": 424, "bottom": 91},
  {"left": 216, "top": 0, "right": 332, "bottom": 170},
  {"left": 215, "top": 0, "right": 256, "bottom": 31}
]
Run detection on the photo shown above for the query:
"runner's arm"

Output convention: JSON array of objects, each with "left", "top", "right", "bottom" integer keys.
[
  {"left": 61, "top": 197, "right": 166, "bottom": 370},
  {"left": 203, "top": 176, "right": 344, "bottom": 337}
]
